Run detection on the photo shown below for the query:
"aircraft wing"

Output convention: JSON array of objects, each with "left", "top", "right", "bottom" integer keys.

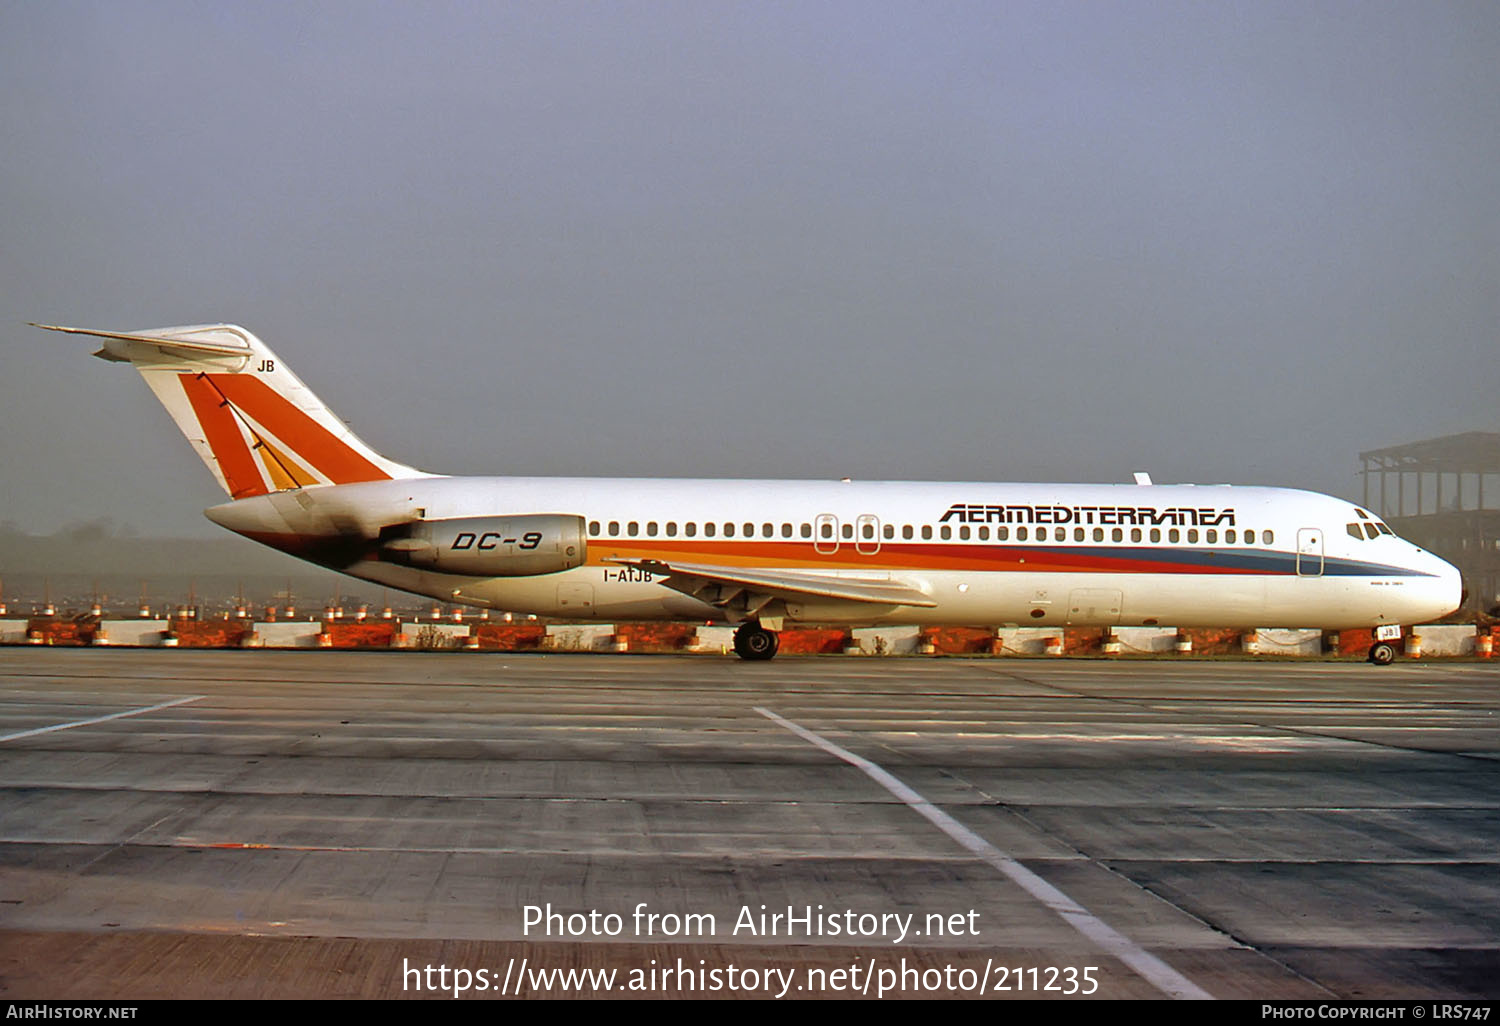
[{"left": 606, "top": 557, "right": 937, "bottom": 617}]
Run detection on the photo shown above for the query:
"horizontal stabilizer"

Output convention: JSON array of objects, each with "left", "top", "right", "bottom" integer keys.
[{"left": 32, "top": 323, "right": 253, "bottom": 361}]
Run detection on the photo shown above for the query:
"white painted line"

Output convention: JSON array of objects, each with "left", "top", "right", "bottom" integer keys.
[
  {"left": 756, "top": 705, "right": 1214, "bottom": 1001},
  {"left": 0, "top": 696, "right": 204, "bottom": 743}
]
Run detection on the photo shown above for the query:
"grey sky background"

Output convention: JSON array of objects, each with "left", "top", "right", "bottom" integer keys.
[{"left": 3, "top": 1, "right": 1496, "bottom": 539}]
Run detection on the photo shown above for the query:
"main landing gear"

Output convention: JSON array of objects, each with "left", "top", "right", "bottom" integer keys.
[{"left": 733, "top": 621, "right": 780, "bottom": 661}]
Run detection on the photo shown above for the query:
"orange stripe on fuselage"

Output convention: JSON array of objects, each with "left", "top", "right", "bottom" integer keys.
[
  {"left": 178, "top": 374, "right": 268, "bottom": 498},
  {"left": 206, "top": 375, "right": 389, "bottom": 485}
]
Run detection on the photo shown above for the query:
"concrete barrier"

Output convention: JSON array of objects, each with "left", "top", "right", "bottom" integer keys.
[
  {"left": 92, "top": 620, "right": 170, "bottom": 646},
  {"left": 1410, "top": 625, "right": 1475, "bottom": 657},
  {"left": 543, "top": 624, "right": 615, "bottom": 652},
  {"left": 994, "top": 627, "right": 1063, "bottom": 655},
  {"left": 3, "top": 615, "right": 1491, "bottom": 659},
  {"left": 246, "top": 621, "right": 323, "bottom": 648},
  {"left": 850, "top": 626, "right": 921, "bottom": 655},
  {"left": 691, "top": 626, "right": 737, "bottom": 654},
  {"left": 1251, "top": 628, "right": 1324, "bottom": 656},
  {"left": 395, "top": 622, "right": 472, "bottom": 649},
  {"left": 1109, "top": 627, "right": 1179, "bottom": 654}
]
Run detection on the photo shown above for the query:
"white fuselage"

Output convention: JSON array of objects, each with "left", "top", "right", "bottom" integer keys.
[{"left": 206, "top": 476, "right": 1461, "bottom": 629}]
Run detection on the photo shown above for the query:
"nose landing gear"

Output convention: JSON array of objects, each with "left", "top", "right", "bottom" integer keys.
[
  {"left": 733, "top": 621, "right": 780, "bottom": 661},
  {"left": 1368, "top": 625, "right": 1402, "bottom": 666}
]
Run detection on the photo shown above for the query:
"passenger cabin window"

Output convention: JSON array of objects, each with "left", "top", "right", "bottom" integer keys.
[
  {"left": 1055, "top": 527, "right": 1066, "bottom": 541},
  {"left": 883, "top": 524, "right": 894, "bottom": 539},
  {"left": 666, "top": 522, "right": 677, "bottom": 537},
  {"left": 922, "top": 525, "right": 933, "bottom": 540},
  {"left": 1244, "top": 530, "right": 1255, "bottom": 544},
  {"left": 589, "top": 521, "right": 601, "bottom": 536},
  {"left": 997, "top": 526, "right": 1009, "bottom": 540},
  {"left": 1149, "top": 528, "right": 1161, "bottom": 543},
  {"left": 864, "top": 523, "right": 877, "bottom": 539},
  {"left": 628, "top": 522, "right": 640, "bottom": 537},
  {"left": 1168, "top": 528, "right": 1180, "bottom": 543},
  {"left": 1187, "top": 529, "right": 1199, "bottom": 543},
  {"left": 801, "top": 523, "right": 812, "bottom": 538},
  {"left": 1112, "top": 528, "right": 1123, "bottom": 542},
  {"left": 1130, "top": 528, "right": 1141, "bottom": 542},
  {"left": 842, "top": 523, "right": 853, "bottom": 540},
  {"left": 958, "top": 526, "right": 970, "bottom": 540},
  {"left": 705, "top": 523, "right": 716, "bottom": 537},
  {"left": 940, "top": 525, "right": 952, "bottom": 540},
  {"left": 744, "top": 523, "right": 754, "bottom": 537},
  {"left": 763, "top": 523, "right": 774, "bottom": 538},
  {"left": 724, "top": 523, "right": 735, "bottom": 537},
  {"left": 978, "top": 526, "right": 989, "bottom": 540},
  {"left": 1206, "top": 529, "right": 1217, "bottom": 543},
  {"left": 647, "top": 521, "right": 658, "bottom": 536},
  {"left": 1264, "top": 530, "right": 1274, "bottom": 544},
  {"left": 782, "top": 524, "right": 793, "bottom": 538},
  {"left": 1074, "top": 528, "right": 1085, "bottom": 542},
  {"left": 903, "top": 525, "right": 914, "bottom": 540},
  {"left": 820, "top": 523, "right": 833, "bottom": 539},
  {"left": 1226, "top": 529, "right": 1236, "bottom": 544},
  {"left": 608, "top": 521, "right": 620, "bottom": 536},
  {"left": 685, "top": 522, "right": 697, "bottom": 537}
]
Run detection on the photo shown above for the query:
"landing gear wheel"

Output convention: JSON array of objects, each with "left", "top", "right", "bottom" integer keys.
[
  {"left": 733, "top": 623, "right": 780, "bottom": 661},
  {"left": 1368, "top": 641, "right": 1396, "bottom": 666}
]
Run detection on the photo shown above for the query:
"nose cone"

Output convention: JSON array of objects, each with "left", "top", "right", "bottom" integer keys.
[
  {"left": 1410, "top": 550, "right": 1464, "bottom": 623},
  {"left": 1434, "top": 556, "right": 1464, "bottom": 619}
]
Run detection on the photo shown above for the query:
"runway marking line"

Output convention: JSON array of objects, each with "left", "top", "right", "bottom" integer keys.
[
  {"left": 756, "top": 705, "right": 1214, "bottom": 1001},
  {"left": 0, "top": 696, "right": 204, "bottom": 743}
]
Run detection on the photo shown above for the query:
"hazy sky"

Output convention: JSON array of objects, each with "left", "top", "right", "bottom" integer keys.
[{"left": 3, "top": 1, "right": 1496, "bottom": 538}]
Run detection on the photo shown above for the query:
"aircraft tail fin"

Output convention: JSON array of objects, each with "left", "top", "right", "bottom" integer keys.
[{"left": 34, "top": 322, "right": 427, "bottom": 499}]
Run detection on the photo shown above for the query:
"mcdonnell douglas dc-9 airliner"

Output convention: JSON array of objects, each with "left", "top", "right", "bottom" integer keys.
[{"left": 37, "top": 323, "right": 1460, "bottom": 663}]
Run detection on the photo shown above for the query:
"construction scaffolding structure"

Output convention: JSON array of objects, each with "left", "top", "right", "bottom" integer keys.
[{"left": 1360, "top": 431, "right": 1500, "bottom": 614}]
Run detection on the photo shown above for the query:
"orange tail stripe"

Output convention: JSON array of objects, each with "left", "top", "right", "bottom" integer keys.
[
  {"left": 178, "top": 374, "right": 268, "bottom": 499},
  {"left": 207, "top": 374, "right": 390, "bottom": 485},
  {"left": 255, "top": 436, "right": 320, "bottom": 490}
]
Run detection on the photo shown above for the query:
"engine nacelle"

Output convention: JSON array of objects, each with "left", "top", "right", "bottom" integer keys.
[{"left": 382, "top": 514, "right": 587, "bottom": 577}]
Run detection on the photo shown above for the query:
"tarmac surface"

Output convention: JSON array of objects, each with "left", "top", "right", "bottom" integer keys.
[{"left": 0, "top": 648, "right": 1497, "bottom": 1000}]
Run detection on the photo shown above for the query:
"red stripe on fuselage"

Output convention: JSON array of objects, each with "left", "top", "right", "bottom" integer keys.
[{"left": 588, "top": 540, "right": 1273, "bottom": 574}]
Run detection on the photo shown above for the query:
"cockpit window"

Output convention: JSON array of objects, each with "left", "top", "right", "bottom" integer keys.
[
  {"left": 1376, "top": 523, "right": 1393, "bottom": 536},
  {"left": 1363, "top": 523, "right": 1379, "bottom": 540},
  {"left": 1347, "top": 524, "right": 1363, "bottom": 540}
]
